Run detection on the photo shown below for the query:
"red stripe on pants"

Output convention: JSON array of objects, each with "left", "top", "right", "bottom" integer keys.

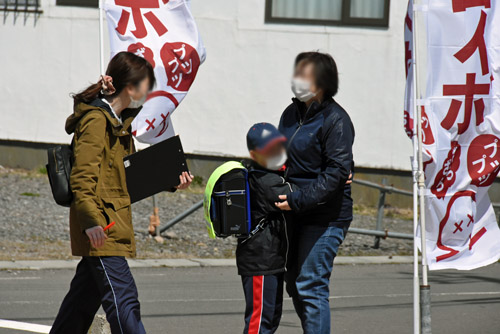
[{"left": 248, "top": 276, "right": 264, "bottom": 334}]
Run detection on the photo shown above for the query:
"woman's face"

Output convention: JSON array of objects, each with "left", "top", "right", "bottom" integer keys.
[
  {"left": 127, "top": 77, "right": 150, "bottom": 101},
  {"left": 294, "top": 61, "right": 319, "bottom": 95}
]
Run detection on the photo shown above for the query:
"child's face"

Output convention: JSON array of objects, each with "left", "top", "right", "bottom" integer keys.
[{"left": 250, "top": 143, "right": 286, "bottom": 170}]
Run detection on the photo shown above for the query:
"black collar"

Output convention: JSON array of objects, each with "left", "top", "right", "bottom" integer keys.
[
  {"left": 89, "top": 98, "right": 116, "bottom": 119},
  {"left": 292, "top": 97, "right": 333, "bottom": 122},
  {"left": 242, "top": 159, "right": 282, "bottom": 174}
]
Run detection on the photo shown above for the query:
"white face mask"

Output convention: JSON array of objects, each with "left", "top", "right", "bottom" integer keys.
[
  {"left": 266, "top": 151, "right": 288, "bottom": 171},
  {"left": 291, "top": 78, "right": 316, "bottom": 102},
  {"left": 128, "top": 94, "right": 147, "bottom": 109}
]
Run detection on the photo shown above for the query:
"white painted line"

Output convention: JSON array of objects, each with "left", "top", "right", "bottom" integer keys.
[
  {"left": 1, "top": 291, "right": 497, "bottom": 308},
  {"left": 0, "top": 319, "right": 51, "bottom": 333},
  {"left": 135, "top": 291, "right": 500, "bottom": 304},
  {"left": 0, "top": 301, "right": 55, "bottom": 305}
]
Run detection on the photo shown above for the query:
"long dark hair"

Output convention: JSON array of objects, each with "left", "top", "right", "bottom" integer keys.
[
  {"left": 295, "top": 51, "right": 339, "bottom": 100},
  {"left": 72, "top": 52, "right": 155, "bottom": 105}
]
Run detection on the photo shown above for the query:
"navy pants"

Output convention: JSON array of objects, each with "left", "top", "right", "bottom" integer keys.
[
  {"left": 50, "top": 256, "right": 146, "bottom": 334},
  {"left": 286, "top": 224, "right": 346, "bottom": 334},
  {"left": 241, "top": 274, "right": 284, "bottom": 334}
]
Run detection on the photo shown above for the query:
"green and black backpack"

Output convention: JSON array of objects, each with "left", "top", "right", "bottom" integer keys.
[{"left": 203, "top": 161, "right": 252, "bottom": 238}]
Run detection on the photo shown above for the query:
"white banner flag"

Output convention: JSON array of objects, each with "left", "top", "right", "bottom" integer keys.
[
  {"left": 104, "top": 0, "right": 206, "bottom": 144},
  {"left": 404, "top": 0, "right": 500, "bottom": 270}
]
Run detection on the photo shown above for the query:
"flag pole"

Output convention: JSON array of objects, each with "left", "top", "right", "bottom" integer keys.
[
  {"left": 412, "top": 139, "right": 420, "bottom": 334},
  {"left": 411, "top": 0, "right": 432, "bottom": 332},
  {"left": 410, "top": 4, "right": 421, "bottom": 332},
  {"left": 99, "top": 0, "right": 105, "bottom": 75},
  {"left": 408, "top": 2, "right": 420, "bottom": 333}
]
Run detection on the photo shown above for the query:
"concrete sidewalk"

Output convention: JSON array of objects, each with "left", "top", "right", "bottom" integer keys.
[{"left": 0, "top": 255, "right": 416, "bottom": 270}]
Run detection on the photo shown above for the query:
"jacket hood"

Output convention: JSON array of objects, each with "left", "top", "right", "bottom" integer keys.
[
  {"left": 65, "top": 99, "right": 140, "bottom": 135},
  {"left": 65, "top": 102, "right": 103, "bottom": 134}
]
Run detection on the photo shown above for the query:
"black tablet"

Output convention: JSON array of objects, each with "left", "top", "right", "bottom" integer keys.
[{"left": 123, "top": 135, "right": 189, "bottom": 203}]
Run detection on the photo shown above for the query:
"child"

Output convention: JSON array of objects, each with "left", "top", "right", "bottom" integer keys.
[{"left": 237, "top": 122, "right": 296, "bottom": 334}]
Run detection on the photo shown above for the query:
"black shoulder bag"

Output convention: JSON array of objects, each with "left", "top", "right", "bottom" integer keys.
[{"left": 46, "top": 142, "right": 73, "bottom": 207}]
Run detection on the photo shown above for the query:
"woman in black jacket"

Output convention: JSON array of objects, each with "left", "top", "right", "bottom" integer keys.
[{"left": 276, "top": 52, "right": 355, "bottom": 334}]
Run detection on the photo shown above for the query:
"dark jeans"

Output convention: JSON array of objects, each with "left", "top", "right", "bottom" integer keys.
[
  {"left": 285, "top": 224, "right": 346, "bottom": 334},
  {"left": 241, "top": 273, "right": 284, "bottom": 334},
  {"left": 50, "top": 256, "right": 146, "bottom": 334}
]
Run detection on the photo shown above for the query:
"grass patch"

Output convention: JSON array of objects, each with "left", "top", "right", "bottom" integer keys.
[
  {"left": 38, "top": 166, "right": 47, "bottom": 175},
  {"left": 20, "top": 192, "right": 40, "bottom": 197},
  {"left": 191, "top": 175, "right": 204, "bottom": 187},
  {"left": 354, "top": 204, "right": 413, "bottom": 221},
  {"left": 385, "top": 207, "right": 413, "bottom": 220},
  {"left": 353, "top": 204, "right": 378, "bottom": 216}
]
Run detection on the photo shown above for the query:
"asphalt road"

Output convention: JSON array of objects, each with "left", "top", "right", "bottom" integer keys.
[{"left": 0, "top": 263, "right": 499, "bottom": 334}]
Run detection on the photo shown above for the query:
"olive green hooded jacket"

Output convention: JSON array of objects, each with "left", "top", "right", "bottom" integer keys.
[{"left": 65, "top": 100, "right": 139, "bottom": 257}]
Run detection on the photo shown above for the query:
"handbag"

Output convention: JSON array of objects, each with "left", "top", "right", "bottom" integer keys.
[{"left": 46, "top": 143, "right": 73, "bottom": 207}]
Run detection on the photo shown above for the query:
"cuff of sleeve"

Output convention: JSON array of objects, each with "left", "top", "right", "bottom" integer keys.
[
  {"left": 77, "top": 212, "right": 105, "bottom": 233},
  {"left": 287, "top": 191, "right": 301, "bottom": 212},
  {"left": 79, "top": 220, "right": 98, "bottom": 233}
]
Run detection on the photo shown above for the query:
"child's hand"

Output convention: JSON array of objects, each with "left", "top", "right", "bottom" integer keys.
[{"left": 275, "top": 195, "right": 291, "bottom": 211}]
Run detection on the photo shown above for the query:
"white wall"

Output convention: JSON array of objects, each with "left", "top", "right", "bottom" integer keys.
[{"left": 0, "top": 0, "right": 413, "bottom": 171}]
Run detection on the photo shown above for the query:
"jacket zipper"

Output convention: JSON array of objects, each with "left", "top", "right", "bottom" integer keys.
[
  {"left": 280, "top": 176, "right": 293, "bottom": 272},
  {"left": 284, "top": 103, "right": 314, "bottom": 179}
]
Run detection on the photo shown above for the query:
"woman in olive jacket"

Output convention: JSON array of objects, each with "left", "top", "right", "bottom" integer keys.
[{"left": 50, "top": 52, "right": 192, "bottom": 334}]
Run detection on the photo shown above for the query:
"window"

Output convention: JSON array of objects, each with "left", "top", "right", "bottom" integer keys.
[
  {"left": 2, "top": 0, "right": 43, "bottom": 13},
  {"left": 265, "top": 0, "right": 390, "bottom": 28},
  {"left": 56, "top": 0, "right": 98, "bottom": 8}
]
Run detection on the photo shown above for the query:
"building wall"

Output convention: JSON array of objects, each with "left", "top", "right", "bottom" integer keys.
[{"left": 0, "top": 0, "right": 413, "bottom": 171}]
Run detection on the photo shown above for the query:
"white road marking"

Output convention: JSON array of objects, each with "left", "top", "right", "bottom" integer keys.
[
  {"left": 0, "top": 277, "right": 40, "bottom": 280},
  {"left": 0, "top": 291, "right": 498, "bottom": 307},
  {"left": 0, "top": 319, "right": 51, "bottom": 333},
  {"left": 133, "top": 290, "right": 500, "bottom": 303},
  {"left": 0, "top": 301, "right": 55, "bottom": 305}
]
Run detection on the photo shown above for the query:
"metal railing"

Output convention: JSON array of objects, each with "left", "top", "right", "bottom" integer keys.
[
  {"left": 157, "top": 179, "right": 500, "bottom": 248},
  {"left": 159, "top": 200, "right": 203, "bottom": 234},
  {"left": 348, "top": 178, "right": 413, "bottom": 248}
]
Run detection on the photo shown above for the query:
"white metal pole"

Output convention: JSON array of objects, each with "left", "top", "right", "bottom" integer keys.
[
  {"left": 412, "top": 1, "right": 432, "bottom": 332},
  {"left": 98, "top": 0, "right": 105, "bottom": 75},
  {"left": 410, "top": 2, "right": 421, "bottom": 331},
  {"left": 412, "top": 137, "right": 420, "bottom": 334},
  {"left": 412, "top": 0, "right": 429, "bottom": 288}
]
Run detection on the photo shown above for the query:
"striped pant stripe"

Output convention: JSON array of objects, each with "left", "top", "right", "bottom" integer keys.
[{"left": 248, "top": 275, "right": 264, "bottom": 334}]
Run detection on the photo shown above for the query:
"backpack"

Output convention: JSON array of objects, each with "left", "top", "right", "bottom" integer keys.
[
  {"left": 203, "top": 161, "right": 251, "bottom": 238},
  {"left": 46, "top": 144, "right": 73, "bottom": 207}
]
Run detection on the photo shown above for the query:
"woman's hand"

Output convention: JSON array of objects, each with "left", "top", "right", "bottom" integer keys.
[
  {"left": 346, "top": 172, "right": 353, "bottom": 185},
  {"left": 176, "top": 171, "right": 193, "bottom": 190},
  {"left": 85, "top": 226, "right": 108, "bottom": 248},
  {"left": 275, "top": 195, "right": 292, "bottom": 211}
]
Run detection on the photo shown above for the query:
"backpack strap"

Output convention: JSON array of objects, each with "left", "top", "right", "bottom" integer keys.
[{"left": 239, "top": 217, "right": 267, "bottom": 244}]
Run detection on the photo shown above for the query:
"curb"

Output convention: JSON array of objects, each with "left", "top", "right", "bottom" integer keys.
[{"left": 0, "top": 256, "right": 416, "bottom": 270}]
